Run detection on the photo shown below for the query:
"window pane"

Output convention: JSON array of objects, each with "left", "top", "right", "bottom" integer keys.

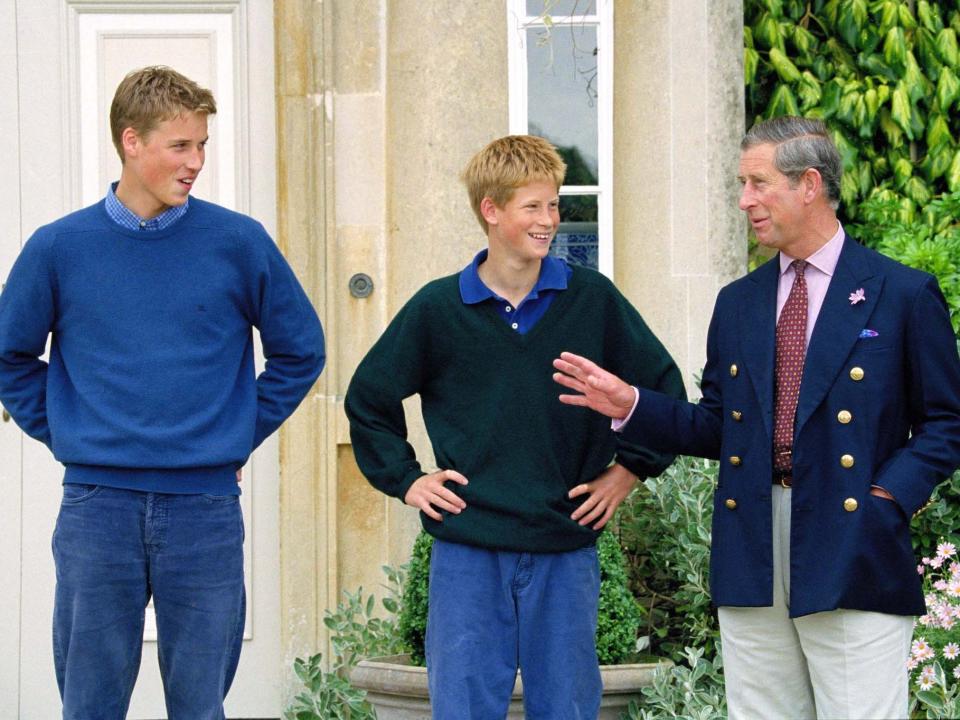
[
  {"left": 551, "top": 195, "right": 598, "bottom": 269},
  {"left": 526, "top": 0, "right": 597, "bottom": 17},
  {"left": 526, "top": 24, "right": 598, "bottom": 183}
]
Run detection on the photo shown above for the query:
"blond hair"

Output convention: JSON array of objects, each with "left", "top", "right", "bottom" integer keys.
[
  {"left": 110, "top": 66, "right": 217, "bottom": 163},
  {"left": 461, "top": 135, "right": 567, "bottom": 233}
]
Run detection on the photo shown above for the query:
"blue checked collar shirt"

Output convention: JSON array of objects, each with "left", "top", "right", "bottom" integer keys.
[{"left": 104, "top": 181, "right": 189, "bottom": 231}]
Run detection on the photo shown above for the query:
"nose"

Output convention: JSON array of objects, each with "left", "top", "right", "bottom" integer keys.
[
  {"left": 738, "top": 184, "right": 754, "bottom": 211},
  {"left": 186, "top": 145, "right": 205, "bottom": 171},
  {"left": 539, "top": 205, "right": 557, "bottom": 228}
]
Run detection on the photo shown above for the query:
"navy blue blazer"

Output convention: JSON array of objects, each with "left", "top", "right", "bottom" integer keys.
[{"left": 622, "top": 236, "right": 960, "bottom": 617}]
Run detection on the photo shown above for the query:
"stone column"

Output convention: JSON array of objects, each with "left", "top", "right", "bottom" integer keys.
[
  {"left": 274, "top": 0, "right": 333, "bottom": 689},
  {"left": 614, "top": 0, "right": 746, "bottom": 393}
]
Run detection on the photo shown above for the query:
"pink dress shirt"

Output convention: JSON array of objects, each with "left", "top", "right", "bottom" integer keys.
[{"left": 615, "top": 222, "right": 846, "bottom": 429}]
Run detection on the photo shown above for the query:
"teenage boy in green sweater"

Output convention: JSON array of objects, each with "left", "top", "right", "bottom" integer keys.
[{"left": 345, "top": 135, "right": 684, "bottom": 718}]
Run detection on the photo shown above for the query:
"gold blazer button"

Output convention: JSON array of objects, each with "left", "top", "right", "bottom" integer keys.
[
  {"left": 729, "top": 456, "right": 742, "bottom": 466},
  {"left": 837, "top": 410, "right": 852, "bottom": 424},
  {"left": 725, "top": 498, "right": 738, "bottom": 510},
  {"left": 730, "top": 364, "right": 738, "bottom": 377},
  {"left": 849, "top": 367, "right": 865, "bottom": 381},
  {"left": 840, "top": 454, "right": 855, "bottom": 468},
  {"left": 731, "top": 410, "right": 743, "bottom": 422},
  {"left": 843, "top": 497, "right": 859, "bottom": 512}
]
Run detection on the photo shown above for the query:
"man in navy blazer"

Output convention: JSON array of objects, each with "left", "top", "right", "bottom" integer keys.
[{"left": 554, "top": 116, "right": 960, "bottom": 719}]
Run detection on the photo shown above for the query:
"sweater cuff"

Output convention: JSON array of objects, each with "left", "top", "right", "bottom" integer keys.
[{"left": 397, "top": 468, "right": 427, "bottom": 502}]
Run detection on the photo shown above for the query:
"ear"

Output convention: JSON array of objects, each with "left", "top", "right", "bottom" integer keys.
[
  {"left": 120, "top": 127, "right": 142, "bottom": 161},
  {"left": 480, "top": 197, "right": 500, "bottom": 226},
  {"left": 800, "top": 167, "right": 823, "bottom": 205}
]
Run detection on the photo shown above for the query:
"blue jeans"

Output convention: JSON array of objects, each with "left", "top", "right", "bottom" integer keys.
[
  {"left": 426, "top": 539, "right": 602, "bottom": 720},
  {"left": 52, "top": 484, "right": 246, "bottom": 720}
]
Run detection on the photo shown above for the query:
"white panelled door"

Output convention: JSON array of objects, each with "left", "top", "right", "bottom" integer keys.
[{"left": 1, "top": 1, "right": 282, "bottom": 717}]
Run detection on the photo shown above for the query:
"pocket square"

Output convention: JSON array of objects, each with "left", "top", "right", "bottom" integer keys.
[{"left": 859, "top": 328, "right": 879, "bottom": 338}]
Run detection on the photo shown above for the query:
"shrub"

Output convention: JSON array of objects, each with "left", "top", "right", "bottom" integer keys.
[
  {"left": 397, "top": 528, "right": 642, "bottom": 666},
  {"left": 625, "top": 646, "right": 727, "bottom": 720},
  {"left": 284, "top": 565, "right": 406, "bottom": 720},
  {"left": 615, "top": 457, "right": 719, "bottom": 661}
]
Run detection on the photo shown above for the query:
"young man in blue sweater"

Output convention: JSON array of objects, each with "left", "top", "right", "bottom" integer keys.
[
  {"left": 0, "top": 66, "right": 324, "bottom": 719},
  {"left": 346, "top": 135, "right": 685, "bottom": 718}
]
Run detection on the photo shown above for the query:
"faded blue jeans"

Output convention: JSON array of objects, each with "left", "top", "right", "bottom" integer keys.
[
  {"left": 52, "top": 484, "right": 246, "bottom": 720},
  {"left": 426, "top": 539, "right": 602, "bottom": 720}
]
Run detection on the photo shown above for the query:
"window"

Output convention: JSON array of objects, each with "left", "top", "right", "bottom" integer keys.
[{"left": 507, "top": 0, "right": 613, "bottom": 275}]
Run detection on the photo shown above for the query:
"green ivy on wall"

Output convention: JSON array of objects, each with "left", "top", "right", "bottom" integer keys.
[{"left": 745, "top": 0, "right": 960, "bottom": 334}]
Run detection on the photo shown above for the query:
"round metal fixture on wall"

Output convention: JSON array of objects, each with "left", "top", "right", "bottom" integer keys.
[{"left": 349, "top": 273, "right": 374, "bottom": 299}]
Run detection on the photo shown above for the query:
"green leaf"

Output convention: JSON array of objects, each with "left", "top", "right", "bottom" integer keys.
[
  {"left": 891, "top": 82, "right": 914, "bottom": 138},
  {"left": 937, "top": 65, "right": 960, "bottom": 110},
  {"left": 798, "top": 71, "right": 822, "bottom": 109},
  {"left": 838, "top": 0, "right": 868, "bottom": 50},
  {"left": 821, "top": 79, "right": 843, "bottom": 116},
  {"left": 877, "top": 1, "right": 899, "bottom": 35},
  {"left": 858, "top": 53, "right": 898, "bottom": 81},
  {"left": 863, "top": 86, "right": 880, "bottom": 120},
  {"left": 915, "top": 27, "right": 943, "bottom": 77},
  {"left": 840, "top": 172, "right": 860, "bottom": 206},
  {"left": 832, "top": 128, "right": 859, "bottom": 169},
  {"left": 923, "top": 146, "right": 953, "bottom": 181},
  {"left": 917, "top": 1, "right": 943, "bottom": 33},
  {"left": 916, "top": 689, "right": 945, "bottom": 710},
  {"left": 926, "top": 113, "right": 954, "bottom": 152},
  {"left": 904, "top": 176, "right": 932, "bottom": 205},
  {"left": 937, "top": 28, "right": 960, "bottom": 68},
  {"left": 744, "top": 47, "right": 760, "bottom": 85},
  {"left": 897, "top": 2, "right": 917, "bottom": 31},
  {"left": 948, "top": 149, "right": 960, "bottom": 192},
  {"left": 893, "top": 155, "right": 913, "bottom": 186},
  {"left": 857, "top": 160, "right": 873, "bottom": 196},
  {"left": 769, "top": 47, "right": 802, "bottom": 82},
  {"left": 756, "top": 12, "right": 785, "bottom": 52},
  {"left": 792, "top": 24, "right": 816, "bottom": 57},
  {"left": 765, "top": 84, "right": 800, "bottom": 117},
  {"left": 883, "top": 26, "right": 907, "bottom": 70},
  {"left": 826, "top": 37, "right": 857, "bottom": 76}
]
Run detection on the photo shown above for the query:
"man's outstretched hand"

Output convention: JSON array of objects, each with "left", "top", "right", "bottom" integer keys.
[{"left": 553, "top": 352, "right": 636, "bottom": 420}]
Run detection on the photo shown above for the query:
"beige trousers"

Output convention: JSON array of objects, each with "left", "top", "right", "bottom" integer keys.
[{"left": 718, "top": 486, "right": 914, "bottom": 720}]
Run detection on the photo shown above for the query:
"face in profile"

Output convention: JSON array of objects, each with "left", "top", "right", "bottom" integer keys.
[{"left": 121, "top": 110, "right": 209, "bottom": 219}]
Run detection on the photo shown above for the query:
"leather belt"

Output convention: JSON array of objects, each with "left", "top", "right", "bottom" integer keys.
[{"left": 773, "top": 470, "right": 792, "bottom": 488}]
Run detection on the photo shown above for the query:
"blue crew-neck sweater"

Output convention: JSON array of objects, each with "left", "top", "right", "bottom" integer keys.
[{"left": 0, "top": 198, "right": 325, "bottom": 494}]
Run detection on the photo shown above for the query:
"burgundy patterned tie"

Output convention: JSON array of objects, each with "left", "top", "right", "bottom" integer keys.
[{"left": 773, "top": 260, "right": 808, "bottom": 474}]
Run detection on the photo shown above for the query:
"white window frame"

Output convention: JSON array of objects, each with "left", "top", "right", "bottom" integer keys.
[{"left": 507, "top": 0, "right": 614, "bottom": 277}]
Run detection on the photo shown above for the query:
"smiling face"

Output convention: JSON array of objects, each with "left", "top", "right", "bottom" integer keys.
[
  {"left": 737, "top": 142, "right": 809, "bottom": 256},
  {"left": 483, "top": 180, "right": 560, "bottom": 264},
  {"left": 116, "top": 110, "right": 208, "bottom": 220}
]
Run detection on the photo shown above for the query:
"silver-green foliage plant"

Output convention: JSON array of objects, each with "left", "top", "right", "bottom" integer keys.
[
  {"left": 284, "top": 565, "right": 407, "bottom": 720},
  {"left": 616, "top": 458, "right": 718, "bottom": 661},
  {"left": 626, "top": 647, "right": 727, "bottom": 720}
]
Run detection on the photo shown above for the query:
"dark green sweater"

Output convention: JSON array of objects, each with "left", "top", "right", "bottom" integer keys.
[{"left": 345, "top": 266, "right": 686, "bottom": 552}]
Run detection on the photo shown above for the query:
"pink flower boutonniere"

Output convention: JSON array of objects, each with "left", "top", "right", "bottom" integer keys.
[{"left": 849, "top": 288, "right": 866, "bottom": 305}]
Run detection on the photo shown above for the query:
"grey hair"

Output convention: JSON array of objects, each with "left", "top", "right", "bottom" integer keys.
[{"left": 742, "top": 116, "right": 842, "bottom": 210}]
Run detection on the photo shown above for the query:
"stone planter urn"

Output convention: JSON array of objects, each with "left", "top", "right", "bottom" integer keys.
[{"left": 350, "top": 654, "right": 667, "bottom": 719}]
